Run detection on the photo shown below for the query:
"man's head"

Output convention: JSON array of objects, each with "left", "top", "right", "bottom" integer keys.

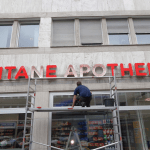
[{"left": 77, "top": 81, "right": 82, "bottom": 86}]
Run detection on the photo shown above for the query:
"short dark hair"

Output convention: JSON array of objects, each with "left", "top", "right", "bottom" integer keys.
[{"left": 77, "top": 81, "right": 82, "bottom": 86}]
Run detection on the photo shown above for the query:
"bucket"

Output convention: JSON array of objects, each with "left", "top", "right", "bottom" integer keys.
[{"left": 103, "top": 98, "right": 115, "bottom": 107}]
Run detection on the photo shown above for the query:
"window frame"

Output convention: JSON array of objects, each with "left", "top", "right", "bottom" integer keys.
[{"left": 0, "top": 93, "right": 34, "bottom": 114}]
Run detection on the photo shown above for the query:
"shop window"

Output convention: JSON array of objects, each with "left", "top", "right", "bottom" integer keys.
[
  {"left": 118, "top": 91, "right": 150, "bottom": 106},
  {"left": 0, "top": 114, "right": 31, "bottom": 149},
  {"left": 52, "top": 20, "right": 75, "bottom": 46},
  {"left": 52, "top": 111, "right": 113, "bottom": 150},
  {"left": 107, "top": 19, "right": 130, "bottom": 45},
  {"left": 18, "top": 23, "right": 39, "bottom": 47},
  {"left": 80, "top": 19, "right": 102, "bottom": 45},
  {"left": 120, "top": 110, "right": 150, "bottom": 150},
  {"left": 0, "top": 25, "right": 12, "bottom": 48},
  {"left": 0, "top": 96, "right": 31, "bottom": 108},
  {"left": 133, "top": 18, "right": 150, "bottom": 44}
]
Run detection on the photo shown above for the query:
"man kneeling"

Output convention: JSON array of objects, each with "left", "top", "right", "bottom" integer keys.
[{"left": 72, "top": 81, "right": 92, "bottom": 107}]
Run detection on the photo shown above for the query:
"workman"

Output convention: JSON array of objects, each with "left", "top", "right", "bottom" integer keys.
[{"left": 72, "top": 81, "right": 92, "bottom": 107}]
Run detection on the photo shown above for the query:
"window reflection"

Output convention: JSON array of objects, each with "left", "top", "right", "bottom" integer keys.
[
  {"left": 0, "top": 96, "right": 31, "bottom": 108},
  {"left": 109, "top": 34, "right": 129, "bottom": 45},
  {"left": 118, "top": 92, "right": 150, "bottom": 106},
  {"left": 136, "top": 34, "right": 150, "bottom": 44},
  {"left": 18, "top": 24, "right": 39, "bottom": 47},
  {"left": 0, "top": 25, "right": 12, "bottom": 48}
]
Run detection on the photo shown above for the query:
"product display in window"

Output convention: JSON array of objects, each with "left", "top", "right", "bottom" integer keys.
[
  {"left": 0, "top": 114, "right": 31, "bottom": 150},
  {"left": 52, "top": 114, "right": 115, "bottom": 150}
]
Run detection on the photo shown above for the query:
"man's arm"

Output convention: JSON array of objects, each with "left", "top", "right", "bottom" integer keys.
[{"left": 72, "top": 95, "right": 77, "bottom": 107}]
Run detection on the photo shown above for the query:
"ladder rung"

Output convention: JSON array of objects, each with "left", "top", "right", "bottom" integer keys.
[
  {"left": 113, "top": 124, "right": 119, "bottom": 126},
  {"left": 114, "top": 132, "right": 120, "bottom": 134},
  {"left": 25, "top": 134, "right": 32, "bottom": 136},
  {"left": 24, "top": 142, "right": 30, "bottom": 145},
  {"left": 29, "top": 94, "right": 35, "bottom": 99},
  {"left": 112, "top": 116, "right": 117, "bottom": 118},
  {"left": 27, "top": 117, "right": 32, "bottom": 120},
  {"left": 29, "top": 86, "right": 35, "bottom": 91},
  {"left": 26, "top": 126, "right": 32, "bottom": 128},
  {"left": 111, "top": 85, "right": 115, "bottom": 90},
  {"left": 28, "top": 101, "right": 34, "bottom": 105}
]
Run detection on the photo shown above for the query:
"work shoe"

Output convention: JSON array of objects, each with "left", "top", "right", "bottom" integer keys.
[{"left": 81, "top": 102, "right": 86, "bottom": 107}]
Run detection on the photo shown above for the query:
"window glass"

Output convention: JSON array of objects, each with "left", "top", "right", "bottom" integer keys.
[
  {"left": 52, "top": 110, "right": 150, "bottom": 150},
  {"left": 118, "top": 92, "right": 150, "bottom": 106},
  {"left": 18, "top": 24, "right": 39, "bottom": 47},
  {"left": 109, "top": 34, "right": 129, "bottom": 45},
  {"left": 120, "top": 111, "right": 145, "bottom": 150},
  {"left": 133, "top": 19, "right": 150, "bottom": 44},
  {"left": 0, "top": 114, "right": 31, "bottom": 150},
  {"left": 0, "top": 96, "right": 31, "bottom": 108},
  {"left": 0, "top": 25, "right": 12, "bottom": 48},
  {"left": 52, "top": 112, "right": 113, "bottom": 150},
  {"left": 52, "top": 20, "right": 75, "bottom": 46},
  {"left": 80, "top": 19, "right": 102, "bottom": 45},
  {"left": 53, "top": 94, "right": 110, "bottom": 107},
  {"left": 136, "top": 34, "right": 150, "bottom": 44},
  {"left": 107, "top": 19, "right": 129, "bottom": 45}
]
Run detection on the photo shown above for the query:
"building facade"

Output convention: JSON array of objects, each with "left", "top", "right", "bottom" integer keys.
[{"left": 0, "top": 0, "right": 150, "bottom": 150}]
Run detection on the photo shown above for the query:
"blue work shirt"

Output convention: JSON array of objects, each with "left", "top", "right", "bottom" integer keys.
[{"left": 74, "top": 85, "right": 91, "bottom": 97}]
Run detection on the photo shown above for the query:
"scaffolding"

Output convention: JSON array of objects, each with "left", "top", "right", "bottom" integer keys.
[{"left": 22, "top": 72, "right": 123, "bottom": 150}]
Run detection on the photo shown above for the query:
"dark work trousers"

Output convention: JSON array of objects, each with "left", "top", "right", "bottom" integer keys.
[{"left": 75, "top": 95, "right": 92, "bottom": 107}]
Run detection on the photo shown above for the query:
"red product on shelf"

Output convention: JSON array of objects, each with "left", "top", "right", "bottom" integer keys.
[
  {"left": 98, "top": 126, "right": 103, "bottom": 129},
  {"left": 95, "top": 143, "right": 100, "bottom": 147},
  {"left": 93, "top": 137, "right": 98, "bottom": 141},
  {"left": 103, "top": 119, "right": 106, "bottom": 124},
  {"left": 103, "top": 129, "right": 106, "bottom": 135},
  {"left": 89, "top": 126, "right": 94, "bottom": 130},
  {"left": 100, "top": 143, "right": 104, "bottom": 146},
  {"left": 106, "top": 129, "right": 110, "bottom": 135},
  {"left": 98, "top": 121, "right": 102, "bottom": 124},
  {"left": 88, "top": 143, "right": 95, "bottom": 146},
  {"left": 98, "top": 137, "right": 103, "bottom": 141},
  {"left": 109, "top": 129, "right": 112, "bottom": 134}
]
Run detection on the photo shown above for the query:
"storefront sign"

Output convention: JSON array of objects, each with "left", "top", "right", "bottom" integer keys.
[{"left": 0, "top": 63, "right": 150, "bottom": 80}]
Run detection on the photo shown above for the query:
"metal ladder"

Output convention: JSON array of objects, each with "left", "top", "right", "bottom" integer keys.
[
  {"left": 108, "top": 70, "right": 123, "bottom": 150},
  {"left": 22, "top": 75, "right": 37, "bottom": 150}
]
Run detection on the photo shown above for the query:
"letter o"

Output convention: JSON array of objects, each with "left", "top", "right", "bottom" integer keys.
[{"left": 92, "top": 64, "right": 106, "bottom": 77}]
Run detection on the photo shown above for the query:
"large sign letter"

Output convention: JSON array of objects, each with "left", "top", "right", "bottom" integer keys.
[
  {"left": 46, "top": 65, "right": 57, "bottom": 77},
  {"left": 135, "top": 63, "right": 147, "bottom": 76},
  {"left": 80, "top": 64, "right": 90, "bottom": 77},
  {"left": 31, "top": 66, "right": 43, "bottom": 78},
  {"left": 5, "top": 66, "right": 16, "bottom": 79},
  {"left": 107, "top": 64, "right": 118, "bottom": 76},
  {"left": 120, "top": 63, "right": 133, "bottom": 76},
  {"left": 0, "top": 67, "right": 3, "bottom": 80},
  {"left": 64, "top": 65, "right": 77, "bottom": 77},
  {"left": 92, "top": 64, "right": 106, "bottom": 77},
  {"left": 15, "top": 66, "right": 28, "bottom": 79}
]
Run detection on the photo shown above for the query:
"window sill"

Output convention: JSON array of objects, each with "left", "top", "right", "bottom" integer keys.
[
  {"left": 0, "top": 47, "right": 39, "bottom": 49},
  {"left": 50, "top": 44, "right": 150, "bottom": 48}
]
